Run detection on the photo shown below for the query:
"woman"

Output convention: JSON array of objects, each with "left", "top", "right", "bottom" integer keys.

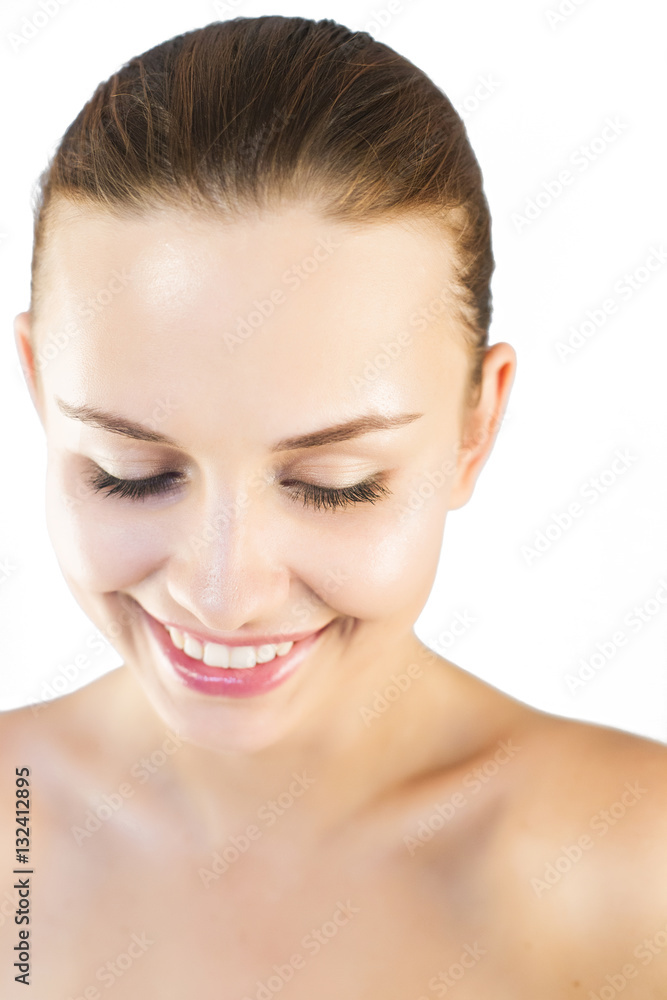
[{"left": 4, "top": 15, "right": 667, "bottom": 998}]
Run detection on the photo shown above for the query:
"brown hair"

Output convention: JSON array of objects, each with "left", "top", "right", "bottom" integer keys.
[{"left": 30, "top": 15, "right": 493, "bottom": 405}]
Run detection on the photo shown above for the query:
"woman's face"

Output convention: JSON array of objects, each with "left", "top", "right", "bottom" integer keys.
[{"left": 16, "top": 201, "right": 513, "bottom": 753}]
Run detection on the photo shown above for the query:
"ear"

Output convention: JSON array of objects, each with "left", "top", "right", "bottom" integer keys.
[
  {"left": 14, "top": 311, "right": 44, "bottom": 421},
  {"left": 448, "top": 342, "right": 517, "bottom": 511}
]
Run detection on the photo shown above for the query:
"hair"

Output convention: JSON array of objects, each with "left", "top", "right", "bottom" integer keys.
[{"left": 29, "top": 15, "right": 494, "bottom": 407}]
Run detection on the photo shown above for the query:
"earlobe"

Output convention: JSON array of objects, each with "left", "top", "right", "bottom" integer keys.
[
  {"left": 14, "top": 310, "right": 43, "bottom": 418},
  {"left": 448, "top": 342, "right": 517, "bottom": 511}
]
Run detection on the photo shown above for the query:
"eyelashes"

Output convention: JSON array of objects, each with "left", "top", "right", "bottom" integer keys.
[
  {"left": 282, "top": 477, "right": 391, "bottom": 510},
  {"left": 84, "top": 469, "right": 184, "bottom": 502},
  {"left": 83, "top": 467, "right": 391, "bottom": 511}
]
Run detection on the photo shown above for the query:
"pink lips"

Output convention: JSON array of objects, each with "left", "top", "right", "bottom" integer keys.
[{"left": 141, "top": 607, "right": 331, "bottom": 698}]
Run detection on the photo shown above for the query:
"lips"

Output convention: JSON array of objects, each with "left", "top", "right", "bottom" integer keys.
[{"left": 140, "top": 607, "right": 332, "bottom": 698}]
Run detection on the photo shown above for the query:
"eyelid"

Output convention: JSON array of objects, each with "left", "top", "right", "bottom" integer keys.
[
  {"left": 84, "top": 466, "right": 184, "bottom": 502},
  {"left": 83, "top": 462, "right": 392, "bottom": 510},
  {"left": 283, "top": 475, "right": 391, "bottom": 511},
  {"left": 82, "top": 453, "right": 179, "bottom": 479}
]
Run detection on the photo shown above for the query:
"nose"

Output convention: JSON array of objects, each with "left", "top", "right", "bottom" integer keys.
[{"left": 166, "top": 484, "right": 292, "bottom": 632}]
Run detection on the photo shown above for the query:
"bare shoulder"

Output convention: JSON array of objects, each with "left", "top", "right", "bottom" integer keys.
[
  {"left": 494, "top": 709, "right": 667, "bottom": 989},
  {"left": 0, "top": 668, "right": 130, "bottom": 822},
  {"left": 503, "top": 709, "right": 667, "bottom": 860},
  {"left": 1, "top": 668, "right": 121, "bottom": 759},
  {"left": 0, "top": 694, "right": 84, "bottom": 902},
  {"left": 0, "top": 696, "right": 68, "bottom": 777}
]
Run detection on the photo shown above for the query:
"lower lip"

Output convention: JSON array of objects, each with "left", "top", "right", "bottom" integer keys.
[{"left": 141, "top": 609, "right": 330, "bottom": 698}]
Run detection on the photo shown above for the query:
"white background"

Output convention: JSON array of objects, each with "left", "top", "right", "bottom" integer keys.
[{"left": 0, "top": 0, "right": 665, "bottom": 740}]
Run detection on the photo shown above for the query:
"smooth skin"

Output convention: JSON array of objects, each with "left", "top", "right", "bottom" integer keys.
[{"left": 3, "top": 201, "right": 667, "bottom": 998}]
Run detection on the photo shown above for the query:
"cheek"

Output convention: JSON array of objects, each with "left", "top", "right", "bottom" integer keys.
[
  {"left": 303, "top": 448, "right": 457, "bottom": 622},
  {"left": 303, "top": 500, "right": 447, "bottom": 623},
  {"left": 45, "top": 463, "right": 164, "bottom": 593}
]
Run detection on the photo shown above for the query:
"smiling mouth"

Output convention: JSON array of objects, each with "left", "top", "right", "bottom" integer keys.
[
  {"left": 139, "top": 606, "right": 333, "bottom": 697},
  {"left": 144, "top": 610, "right": 331, "bottom": 670},
  {"left": 163, "top": 624, "right": 297, "bottom": 669}
]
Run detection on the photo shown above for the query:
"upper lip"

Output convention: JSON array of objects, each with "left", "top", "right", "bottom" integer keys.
[{"left": 145, "top": 609, "right": 330, "bottom": 647}]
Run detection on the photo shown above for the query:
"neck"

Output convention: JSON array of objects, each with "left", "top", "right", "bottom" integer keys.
[{"left": 103, "top": 630, "right": 456, "bottom": 849}]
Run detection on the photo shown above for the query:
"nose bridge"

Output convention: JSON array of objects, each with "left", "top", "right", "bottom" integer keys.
[{"left": 168, "top": 479, "right": 290, "bottom": 626}]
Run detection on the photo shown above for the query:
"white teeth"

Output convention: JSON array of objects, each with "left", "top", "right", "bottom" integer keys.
[
  {"left": 183, "top": 635, "right": 204, "bottom": 659},
  {"left": 165, "top": 625, "right": 294, "bottom": 669},
  {"left": 168, "top": 627, "right": 185, "bottom": 650},
  {"left": 229, "top": 646, "right": 256, "bottom": 669},
  {"left": 202, "top": 643, "right": 230, "bottom": 668}
]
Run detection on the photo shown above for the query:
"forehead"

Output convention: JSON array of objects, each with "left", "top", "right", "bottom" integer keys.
[{"left": 35, "top": 201, "right": 469, "bottom": 442}]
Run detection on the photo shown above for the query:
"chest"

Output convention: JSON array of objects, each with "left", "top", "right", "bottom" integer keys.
[{"left": 28, "top": 814, "right": 514, "bottom": 999}]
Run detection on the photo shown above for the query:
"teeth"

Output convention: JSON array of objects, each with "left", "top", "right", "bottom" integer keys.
[
  {"left": 169, "top": 628, "right": 185, "bottom": 650},
  {"left": 203, "top": 642, "right": 230, "bottom": 668},
  {"left": 166, "top": 626, "right": 294, "bottom": 669},
  {"left": 183, "top": 635, "right": 204, "bottom": 659},
  {"left": 229, "top": 645, "right": 256, "bottom": 669}
]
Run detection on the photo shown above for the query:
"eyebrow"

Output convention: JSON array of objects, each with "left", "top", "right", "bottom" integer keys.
[{"left": 55, "top": 397, "right": 423, "bottom": 451}]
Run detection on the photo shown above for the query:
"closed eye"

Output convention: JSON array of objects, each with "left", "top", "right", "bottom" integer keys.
[
  {"left": 84, "top": 468, "right": 184, "bottom": 501},
  {"left": 282, "top": 477, "right": 391, "bottom": 510},
  {"left": 83, "top": 466, "right": 391, "bottom": 510}
]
